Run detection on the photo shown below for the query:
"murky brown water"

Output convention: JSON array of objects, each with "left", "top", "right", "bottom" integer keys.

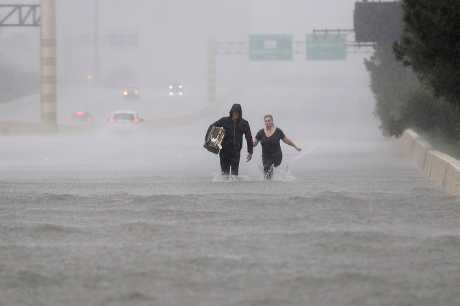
[{"left": 1, "top": 140, "right": 460, "bottom": 306}]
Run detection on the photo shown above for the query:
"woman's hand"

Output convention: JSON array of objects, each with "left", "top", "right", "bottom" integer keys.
[{"left": 283, "top": 137, "right": 301, "bottom": 151}]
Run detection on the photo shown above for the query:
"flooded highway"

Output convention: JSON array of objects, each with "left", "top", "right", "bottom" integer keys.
[{"left": 1, "top": 101, "right": 460, "bottom": 306}]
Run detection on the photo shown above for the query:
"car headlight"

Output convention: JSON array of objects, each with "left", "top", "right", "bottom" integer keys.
[
  {"left": 169, "top": 92, "right": 174, "bottom": 96},
  {"left": 169, "top": 85, "right": 173, "bottom": 89},
  {"left": 123, "top": 91, "right": 128, "bottom": 96},
  {"left": 178, "top": 85, "right": 183, "bottom": 89},
  {"left": 178, "top": 92, "right": 184, "bottom": 96}
]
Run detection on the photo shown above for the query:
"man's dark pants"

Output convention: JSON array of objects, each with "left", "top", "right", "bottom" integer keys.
[{"left": 219, "top": 150, "right": 240, "bottom": 176}]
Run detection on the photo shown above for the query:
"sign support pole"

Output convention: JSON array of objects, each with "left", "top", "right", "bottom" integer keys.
[{"left": 40, "top": 0, "right": 57, "bottom": 130}]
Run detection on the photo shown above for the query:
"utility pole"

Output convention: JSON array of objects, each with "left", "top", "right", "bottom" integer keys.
[
  {"left": 93, "top": 0, "right": 99, "bottom": 84},
  {"left": 40, "top": 0, "right": 57, "bottom": 130},
  {"left": 207, "top": 38, "right": 217, "bottom": 104}
]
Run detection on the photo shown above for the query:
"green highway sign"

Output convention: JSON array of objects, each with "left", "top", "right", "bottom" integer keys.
[
  {"left": 249, "top": 34, "right": 293, "bottom": 61},
  {"left": 306, "top": 34, "right": 347, "bottom": 60}
]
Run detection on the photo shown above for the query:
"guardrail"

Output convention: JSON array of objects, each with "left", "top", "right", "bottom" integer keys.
[{"left": 0, "top": 122, "right": 92, "bottom": 135}]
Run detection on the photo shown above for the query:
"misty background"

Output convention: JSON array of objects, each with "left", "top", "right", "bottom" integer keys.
[
  {"left": 4, "top": 2, "right": 460, "bottom": 306},
  {"left": 0, "top": 0, "right": 380, "bottom": 178}
]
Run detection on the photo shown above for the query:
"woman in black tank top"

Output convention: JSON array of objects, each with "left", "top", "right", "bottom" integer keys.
[{"left": 254, "top": 114, "right": 302, "bottom": 179}]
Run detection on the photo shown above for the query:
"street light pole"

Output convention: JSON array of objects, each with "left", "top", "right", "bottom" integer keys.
[
  {"left": 40, "top": 0, "right": 57, "bottom": 130},
  {"left": 93, "top": 0, "right": 99, "bottom": 84},
  {"left": 207, "top": 38, "right": 217, "bottom": 104}
]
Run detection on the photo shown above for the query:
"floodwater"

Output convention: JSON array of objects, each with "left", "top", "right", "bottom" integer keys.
[
  {"left": 2, "top": 139, "right": 460, "bottom": 306},
  {"left": 1, "top": 74, "right": 460, "bottom": 305}
]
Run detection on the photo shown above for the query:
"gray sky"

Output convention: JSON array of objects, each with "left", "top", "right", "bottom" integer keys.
[
  {"left": 250, "top": 0, "right": 357, "bottom": 34},
  {"left": 0, "top": 0, "right": 362, "bottom": 87}
]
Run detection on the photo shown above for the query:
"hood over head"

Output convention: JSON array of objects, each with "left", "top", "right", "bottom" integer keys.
[{"left": 229, "top": 103, "right": 243, "bottom": 118}]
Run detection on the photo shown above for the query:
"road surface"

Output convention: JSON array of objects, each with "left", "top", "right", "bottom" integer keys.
[{"left": 1, "top": 76, "right": 460, "bottom": 305}]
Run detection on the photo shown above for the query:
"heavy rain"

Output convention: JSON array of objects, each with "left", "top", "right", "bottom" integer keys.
[{"left": 1, "top": 1, "right": 460, "bottom": 305}]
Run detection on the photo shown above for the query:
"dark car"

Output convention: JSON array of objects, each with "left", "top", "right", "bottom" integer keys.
[
  {"left": 71, "top": 111, "right": 93, "bottom": 125},
  {"left": 122, "top": 87, "right": 140, "bottom": 99}
]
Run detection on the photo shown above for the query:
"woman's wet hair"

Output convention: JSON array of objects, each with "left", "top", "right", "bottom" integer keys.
[{"left": 264, "top": 114, "right": 273, "bottom": 121}]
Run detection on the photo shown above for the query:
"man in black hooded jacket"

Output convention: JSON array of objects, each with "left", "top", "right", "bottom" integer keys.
[{"left": 207, "top": 104, "right": 253, "bottom": 176}]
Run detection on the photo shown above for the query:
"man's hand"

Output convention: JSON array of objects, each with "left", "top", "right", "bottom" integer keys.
[
  {"left": 246, "top": 154, "right": 252, "bottom": 162},
  {"left": 295, "top": 147, "right": 302, "bottom": 152}
]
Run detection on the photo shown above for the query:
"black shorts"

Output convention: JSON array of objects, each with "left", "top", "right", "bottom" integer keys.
[{"left": 262, "top": 154, "right": 282, "bottom": 170}]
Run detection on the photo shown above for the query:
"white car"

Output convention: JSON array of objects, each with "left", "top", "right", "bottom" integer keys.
[
  {"left": 168, "top": 83, "right": 184, "bottom": 96},
  {"left": 107, "top": 110, "right": 144, "bottom": 132}
]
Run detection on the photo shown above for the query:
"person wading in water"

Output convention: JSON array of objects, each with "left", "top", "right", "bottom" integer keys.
[
  {"left": 207, "top": 104, "right": 253, "bottom": 177},
  {"left": 253, "top": 114, "right": 301, "bottom": 179}
]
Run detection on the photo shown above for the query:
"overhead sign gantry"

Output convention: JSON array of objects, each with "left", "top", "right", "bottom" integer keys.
[
  {"left": 0, "top": 4, "right": 40, "bottom": 27},
  {"left": 0, "top": 2, "right": 57, "bottom": 130},
  {"left": 249, "top": 34, "right": 293, "bottom": 61}
]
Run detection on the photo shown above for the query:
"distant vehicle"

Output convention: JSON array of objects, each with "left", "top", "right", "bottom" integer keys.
[
  {"left": 71, "top": 111, "right": 93, "bottom": 125},
  {"left": 169, "top": 82, "right": 184, "bottom": 96},
  {"left": 122, "top": 87, "right": 140, "bottom": 99},
  {"left": 107, "top": 110, "right": 144, "bottom": 132}
]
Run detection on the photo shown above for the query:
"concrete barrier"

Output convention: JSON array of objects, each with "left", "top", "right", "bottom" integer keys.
[
  {"left": 400, "top": 129, "right": 460, "bottom": 197},
  {"left": 399, "top": 130, "right": 431, "bottom": 169},
  {"left": 0, "top": 121, "right": 90, "bottom": 135},
  {"left": 412, "top": 138, "right": 432, "bottom": 170},
  {"left": 0, "top": 122, "right": 49, "bottom": 135},
  {"left": 424, "top": 151, "right": 456, "bottom": 187},
  {"left": 445, "top": 160, "right": 460, "bottom": 197},
  {"left": 400, "top": 130, "right": 419, "bottom": 156}
]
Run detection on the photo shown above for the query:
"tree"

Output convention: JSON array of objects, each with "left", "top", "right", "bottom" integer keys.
[
  {"left": 365, "top": 45, "right": 419, "bottom": 136},
  {"left": 394, "top": 0, "right": 460, "bottom": 104}
]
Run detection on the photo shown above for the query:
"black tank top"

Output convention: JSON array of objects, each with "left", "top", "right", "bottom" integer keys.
[{"left": 256, "top": 128, "right": 285, "bottom": 157}]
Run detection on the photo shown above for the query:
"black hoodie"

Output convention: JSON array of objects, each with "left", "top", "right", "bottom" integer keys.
[{"left": 207, "top": 104, "right": 253, "bottom": 155}]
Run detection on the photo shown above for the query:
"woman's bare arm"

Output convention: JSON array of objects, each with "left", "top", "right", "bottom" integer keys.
[{"left": 282, "top": 137, "right": 301, "bottom": 151}]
